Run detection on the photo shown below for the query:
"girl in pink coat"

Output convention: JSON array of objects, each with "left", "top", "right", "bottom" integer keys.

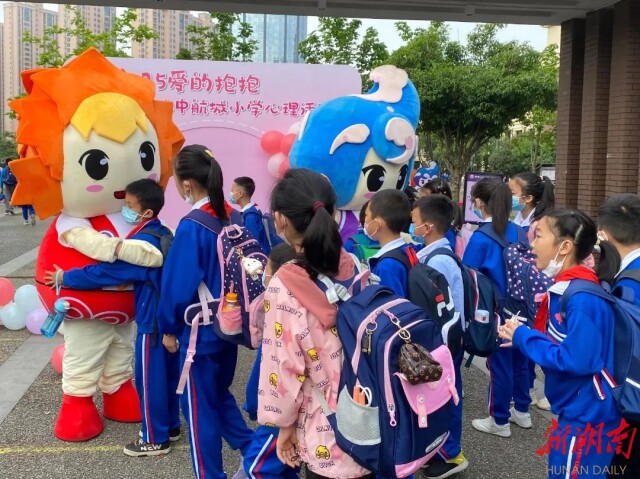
[{"left": 258, "top": 168, "right": 374, "bottom": 479}]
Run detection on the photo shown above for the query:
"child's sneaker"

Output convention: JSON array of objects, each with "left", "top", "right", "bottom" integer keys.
[
  {"left": 471, "top": 416, "right": 511, "bottom": 437},
  {"left": 169, "top": 427, "right": 181, "bottom": 442},
  {"left": 423, "top": 452, "right": 469, "bottom": 479},
  {"left": 535, "top": 397, "right": 551, "bottom": 411},
  {"left": 23, "top": 220, "right": 29, "bottom": 225},
  {"left": 509, "top": 407, "right": 533, "bottom": 429},
  {"left": 123, "top": 439, "right": 171, "bottom": 457}
]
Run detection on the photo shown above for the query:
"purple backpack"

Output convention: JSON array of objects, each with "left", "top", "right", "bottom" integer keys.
[{"left": 478, "top": 223, "right": 552, "bottom": 325}]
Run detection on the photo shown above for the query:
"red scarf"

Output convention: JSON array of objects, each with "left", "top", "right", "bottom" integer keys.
[
  {"left": 533, "top": 265, "right": 599, "bottom": 332},
  {"left": 200, "top": 201, "right": 234, "bottom": 219}
]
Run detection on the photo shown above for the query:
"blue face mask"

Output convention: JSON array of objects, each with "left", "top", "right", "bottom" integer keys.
[
  {"left": 121, "top": 206, "right": 142, "bottom": 224},
  {"left": 512, "top": 196, "right": 525, "bottom": 212},
  {"left": 228, "top": 191, "right": 237, "bottom": 204},
  {"left": 409, "top": 223, "right": 416, "bottom": 236},
  {"left": 473, "top": 207, "right": 484, "bottom": 220}
]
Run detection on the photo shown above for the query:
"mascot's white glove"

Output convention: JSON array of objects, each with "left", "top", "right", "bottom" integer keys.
[{"left": 62, "top": 227, "right": 163, "bottom": 267}]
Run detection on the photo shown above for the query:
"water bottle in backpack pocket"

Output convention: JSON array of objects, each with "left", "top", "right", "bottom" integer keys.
[{"left": 318, "top": 285, "right": 457, "bottom": 479}]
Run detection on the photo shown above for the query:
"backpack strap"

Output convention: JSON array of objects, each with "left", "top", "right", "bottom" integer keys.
[
  {"left": 424, "top": 247, "right": 459, "bottom": 267},
  {"left": 185, "top": 208, "right": 243, "bottom": 233},
  {"left": 613, "top": 269, "right": 640, "bottom": 303},
  {"left": 477, "top": 222, "right": 528, "bottom": 248},
  {"left": 380, "top": 248, "right": 415, "bottom": 272}
]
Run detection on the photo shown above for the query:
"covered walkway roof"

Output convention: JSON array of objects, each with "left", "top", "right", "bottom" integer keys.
[{"left": 35, "top": 0, "right": 615, "bottom": 25}]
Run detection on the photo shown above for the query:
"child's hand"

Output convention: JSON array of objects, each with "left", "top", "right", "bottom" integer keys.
[
  {"left": 498, "top": 319, "right": 521, "bottom": 348},
  {"left": 163, "top": 334, "right": 179, "bottom": 353},
  {"left": 44, "top": 265, "right": 64, "bottom": 289},
  {"left": 276, "top": 425, "right": 301, "bottom": 468}
]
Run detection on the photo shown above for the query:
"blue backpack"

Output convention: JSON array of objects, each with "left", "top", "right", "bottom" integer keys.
[
  {"left": 244, "top": 209, "right": 283, "bottom": 254},
  {"left": 560, "top": 278, "right": 640, "bottom": 422},
  {"left": 477, "top": 223, "right": 552, "bottom": 326},
  {"left": 314, "top": 282, "right": 457, "bottom": 478},
  {"left": 424, "top": 248, "right": 501, "bottom": 365}
]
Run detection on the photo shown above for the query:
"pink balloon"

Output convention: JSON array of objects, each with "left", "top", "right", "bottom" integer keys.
[
  {"left": 280, "top": 133, "right": 297, "bottom": 156},
  {"left": 278, "top": 157, "right": 290, "bottom": 178},
  {"left": 267, "top": 153, "right": 287, "bottom": 178},
  {"left": 25, "top": 308, "right": 48, "bottom": 335},
  {"left": 0, "top": 278, "right": 14, "bottom": 307},
  {"left": 261, "top": 130, "right": 284, "bottom": 155},
  {"left": 51, "top": 343, "right": 64, "bottom": 374}
]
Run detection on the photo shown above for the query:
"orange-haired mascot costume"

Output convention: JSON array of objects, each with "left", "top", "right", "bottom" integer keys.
[{"left": 9, "top": 48, "right": 184, "bottom": 442}]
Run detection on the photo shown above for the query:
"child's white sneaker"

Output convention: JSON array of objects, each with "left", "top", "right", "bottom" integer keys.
[
  {"left": 535, "top": 397, "right": 552, "bottom": 411},
  {"left": 471, "top": 416, "right": 511, "bottom": 437},
  {"left": 509, "top": 407, "right": 533, "bottom": 429}
]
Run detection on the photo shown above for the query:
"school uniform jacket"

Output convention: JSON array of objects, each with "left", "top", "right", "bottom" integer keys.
[
  {"left": 157, "top": 203, "right": 232, "bottom": 355},
  {"left": 242, "top": 204, "right": 271, "bottom": 254},
  {"left": 512, "top": 281, "right": 620, "bottom": 428},
  {"left": 62, "top": 219, "right": 165, "bottom": 334},
  {"left": 368, "top": 238, "right": 411, "bottom": 297},
  {"left": 615, "top": 252, "right": 640, "bottom": 301}
]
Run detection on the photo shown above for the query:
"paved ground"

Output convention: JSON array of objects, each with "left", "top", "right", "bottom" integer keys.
[{"left": 0, "top": 209, "right": 554, "bottom": 479}]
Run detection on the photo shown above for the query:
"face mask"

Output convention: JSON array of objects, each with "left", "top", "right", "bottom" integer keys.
[
  {"left": 261, "top": 270, "right": 268, "bottom": 288},
  {"left": 473, "top": 207, "right": 484, "bottom": 220},
  {"left": 512, "top": 196, "right": 525, "bottom": 212},
  {"left": 229, "top": 191, "right": 237, "bottom": 204},
  {"left": 597, "top": 231, "right": 609, "bottom": 243},
  {"left": 409, "top": 223, "right": 416, "bottom": 236},
  {"left": 542, "top": 245, "right": 566, "bottom": 279},
  {"left": 121, "top": 206, "right": 142, "bottom": 224},
  {"left": 183, "top": 194, "right": 194, "bottom": 205},
  {"left": 364, "top": 219, "right": 379, "bottom": 241}
]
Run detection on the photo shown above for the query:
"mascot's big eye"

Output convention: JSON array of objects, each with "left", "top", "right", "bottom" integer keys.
[
  {"left": 139, "top": 141, "right": 156, "bottom": 172},
  {"left": 78, "top": 149, "right": 109, "bottom": 181},
  {"left": 362, "top": 165, "right": 386, "bottom": 193},
  {"left": 396, "top": 165, "right": 409, "bottom": 190}
]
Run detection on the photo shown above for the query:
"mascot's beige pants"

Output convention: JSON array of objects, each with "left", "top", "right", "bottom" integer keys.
[{"left": 61, "top": 320, "right": 135, "bottom": 397}]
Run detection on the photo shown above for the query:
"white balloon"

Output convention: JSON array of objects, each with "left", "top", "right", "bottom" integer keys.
[
  {"left": 287, "top": 122, "right": 301, "bottom": 135},
  {"left": 0, "top": 302, "right": 27, "bottom": 330},
  {"left": 14, "top": 284, "right": 44, "bottom": 314},
  {"left": 267, "top": 153, "right": 287, "bottom": 178}
]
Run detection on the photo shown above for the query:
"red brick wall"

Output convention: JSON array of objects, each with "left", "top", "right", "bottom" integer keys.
[
  {"left": 555, "top": 19, "right": 585, "bottom": 209},
  {"left": 578, "top": 10, "right": 613, "bottom": 218},
  {"left": 605, "top": 0, "right": 640, "bottom": 196}
]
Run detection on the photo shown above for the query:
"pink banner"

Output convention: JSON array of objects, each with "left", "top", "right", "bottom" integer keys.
[{"left": 110, "top": 58, "right": 361, "bottom": 228}]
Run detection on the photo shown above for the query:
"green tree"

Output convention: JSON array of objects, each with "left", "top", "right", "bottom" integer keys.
[
  {"left": 180, "top": 13, "right": 258, "bottom": 61},
  {"left": 389, "top": 23, "right": 558, "bottom": 194},
  {"left": 22, "top": 6, "right": 157, "bottom": 68},
  {"left": 298, "top": 17, "right": 389, "bottom": 90},
  {"left": 0, "top": 132, "right": 18, "bottom": 161}
]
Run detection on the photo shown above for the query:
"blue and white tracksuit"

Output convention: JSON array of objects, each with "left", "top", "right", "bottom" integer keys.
[
  {"left": 63, "top": 219, "right": 180, "bottom": 444},
  {"left": 513, "top": 279, "right": 620, "bottom": 478},
  {"left": 242, "top": 204, "right": 271, "bottom": 255},
  {"left": 418, "top": 238, "right": 465, "bottom": 460},
  {"left": 463, "top": 220, "right": 531, "bottom": 425},
  {"left": 158, "top": 201, "right": 253, "bottom": 479}
]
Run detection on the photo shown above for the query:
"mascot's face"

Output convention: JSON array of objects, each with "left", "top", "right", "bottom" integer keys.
[
  {"left": 61, "top": 94, "right": 161, "bottom": 218},
  {"left": 290, "top": 65, "right": 420, "bottom": 212}
]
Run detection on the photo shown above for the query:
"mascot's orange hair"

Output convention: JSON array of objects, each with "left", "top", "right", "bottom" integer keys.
[{"left": 8, "top": 48, "right": 184, "bottom": 219}]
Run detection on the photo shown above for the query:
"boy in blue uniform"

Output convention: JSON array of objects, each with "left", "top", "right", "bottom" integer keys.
[
  {"left": 501, "top": 209, "right": 620, "bottom": 479},
  {"left": 243, "top": 243, "right": 299, "bottom": 479},
  {"left": 463, "top": 178, "right": 532, "bottom": 437},
  {"left": 45, "top": 179, "right": 180, "bottom": 456},
  {"left": 231, "top": 176, "right": 272, "bottom": 254},
  {"left": 597, "top": 194, "right": 640, "bottom": 478},
  {"left": 365, "top": 189, "right": 413, "bottom": 297},
  {"left": 412, "top": 195, "right": 468, "bottom": 479}
]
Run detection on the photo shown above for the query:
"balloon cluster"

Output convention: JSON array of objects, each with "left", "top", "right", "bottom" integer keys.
[
  {"left": 0, "top": 279, "right": 49, "bottom": 334},
  {"left": 260, "top": 122, "right": 301, "bottom": 179}
]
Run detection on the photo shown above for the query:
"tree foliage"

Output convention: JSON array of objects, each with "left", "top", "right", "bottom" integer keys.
[
  {"left": 389, "top": 22, "right": 558, "bottom": 193},
  {"left": 179, "top": 13, "right": 258, "bottom": 61},
  {"left": 298, "top": 18, "right": 389, "bottom": 90},
  {"left": 0, "top": 132, "right": 18, "bottom": 161},
  {"left": 23, "top": 6, "right": 157, "bottom": 68}
]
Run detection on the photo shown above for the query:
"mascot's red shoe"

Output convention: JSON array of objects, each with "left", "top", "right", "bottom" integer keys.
[
  {"left": 102, "top": 378, "right": 141, "bottom": 422},
  {"left": 54, "top": 394, "right": 104, "bottom": 442}
]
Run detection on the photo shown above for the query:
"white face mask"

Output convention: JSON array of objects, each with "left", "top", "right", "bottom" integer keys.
[
  {"left": 364, "top": 219, "right": 379, "bottom": 241},
  {"left": 183, "top": 194, "right": 194, "bottom": 205},
  {"left": 542, "top": 244, "right": 566, "bottom": 279}
]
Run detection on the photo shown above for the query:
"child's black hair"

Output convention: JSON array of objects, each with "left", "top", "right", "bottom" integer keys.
[
  {"left": 544, "top": 209, "right": 597, "bottom": 263},
  {"left": 596, "top": 194, "right": 640, "bottom": 283},
  {"left": 125, "top": 179, "right": 165, "bottom": 217},
  {"left": 471, "top": 178, "right": 511, "bottom": 239},
  {"left": 413, "top": 194, "right": 454, "bottom": 234},
  {"left": 369, "top": 189, "right": 411, "bottom": 235},
  {"left": 174, "top": 145, "right": 227, "bottom": 221},
  {"left": 359, "top": 201, "right": 370, "bottom": 228},
  {"left": 421, "top": 179, "right": 453, "bottom": 200},
  {"left": 271, "top": 168, "right": 342, "bottom": 278},
  {"left": 513, "top": 172, "right": 555, "bottom": 221},
  {"left": 268, "top": 243, "right": 298, "bottom": 272},
  {"left": 234, "top": 176, "right": 256, "bottom": 198}
]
